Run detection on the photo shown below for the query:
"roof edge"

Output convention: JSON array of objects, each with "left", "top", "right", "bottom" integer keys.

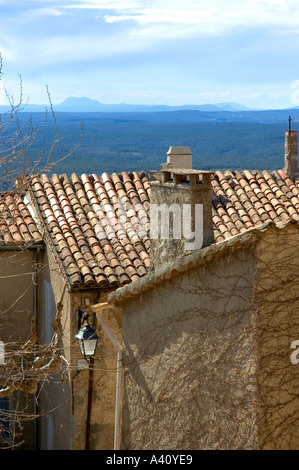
[
  {"left": 107, "top": 219, "right": 297, "bottom": 304},
  {"left": 0, "top": 241, "right": 44, "bottom": 250}
]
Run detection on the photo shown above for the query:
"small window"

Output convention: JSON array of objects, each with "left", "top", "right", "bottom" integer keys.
[{"left": 0, "top": 389, "right": 9, "bottom": 441}]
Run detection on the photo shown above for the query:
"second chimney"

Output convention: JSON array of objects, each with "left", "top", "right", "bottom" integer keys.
[
  {"left": 165, "top": 146, "right": 193, "bottom": 169},
  {"left": 284, "top": 130, "right": 299, "bottom": 179}
]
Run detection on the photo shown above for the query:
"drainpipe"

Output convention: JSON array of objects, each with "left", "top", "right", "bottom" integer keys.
[
  {"left": 96, "top": 316, "right": 123, "bottom": 451},
  {"left": 85, "top": 354, "right": 94, "bottom": 450}
]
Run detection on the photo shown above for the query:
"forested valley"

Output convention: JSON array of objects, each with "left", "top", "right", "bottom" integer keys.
[{"left": 12, "top": 108, "right": 299, "bottom": 177}]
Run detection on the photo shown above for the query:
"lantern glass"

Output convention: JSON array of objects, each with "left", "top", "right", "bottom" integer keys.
[
  {"left": 76, "top": 322, "right": 99, "bottom": 357},
  {"left": 79, "top": 337, "right": 98, "bottom": 356}
]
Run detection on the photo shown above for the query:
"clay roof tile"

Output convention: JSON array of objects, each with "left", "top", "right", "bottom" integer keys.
[{"left": 27, "top": 166, "right": 299, "bottom": 287}]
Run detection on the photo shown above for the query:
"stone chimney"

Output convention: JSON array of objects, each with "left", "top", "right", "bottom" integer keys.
[
  {"left": 149, "top": 161, "right": 214, "bottom": 269},
  {"left": 284, "top": 130, "right": 299, "bottom": 179}
]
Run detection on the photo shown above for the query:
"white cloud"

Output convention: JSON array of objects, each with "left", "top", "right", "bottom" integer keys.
[
  {"left": 10, "top": 32, "right": 149, "bottom": 68},
  {"left": 101, "top": 1, "right": 299, "bottom": 40},
  {"left": 1, "top": 0, "right": 299, "bottom": 109},
  {"left": 60, "top": 0, "right": 299, "bottom": 23},
  {"left": 0, "top": 36, "right": 18, "bottom": 64},
  {"left": 63, "top": 0, "right": 141, "bottom": 9},
  {"left": 104, "top": 8, "right": 218, "bottom": 25},
  {"left": 33, "top": 8, "right": 65, "bottom": 16}
]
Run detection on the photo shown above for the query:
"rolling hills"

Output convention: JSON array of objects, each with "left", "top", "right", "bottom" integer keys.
[{"left": 2, "top": 101, "right": 299, "bottom": 178}]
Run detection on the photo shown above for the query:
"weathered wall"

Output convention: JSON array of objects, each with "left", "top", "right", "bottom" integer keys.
[
  {"left": 0, "top": 249, "right": 36, "bottom": 342},
  {"left": 36, "top": 247, "right": 73, "bottom": 450},
  {"left": 32, "top": 220, "right": 299, "bottom": 450},
  {"left": 37, "top": 247, "right": 103, "bottom": 450},
  {"left": 255, "top": 222, "right": 299, "bottom": 450},
  {"left": 37, "top": 245, "right": 118, "bottom": 450},
  {"left": 0, "top": 248, "right": 37, "bottom": 449},
  {"left": 149, "top": 173, "right": 214, "bottom": 269},
  {"left": 119, "top": 244, "right": 258, "bottom": 450},
  {"left": 74, "top": 303, "right": 122, "bottom": 450},
  {"left": 71, "top": 291, "right": 113, "bottom": 450}
]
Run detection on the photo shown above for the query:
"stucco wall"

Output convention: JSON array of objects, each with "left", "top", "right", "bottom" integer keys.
[
  {"left": 36, "top": 247, "right": 102, "bottom": 450},
  {"left": 36, "top": 245, "right": 116, "bottom": 450},
  {"left": 0, "top": 249, "right": 36, "bottom": 342},
  {"left": 255, "top": 223, "right": 299, "bottom": 450},
  {"left": 0, "top": 248, "right": 37, "bottom": 449},
  {"left": 36, "top": 247, "right": 73, "bottom": 450},
  {"left": 119, "top": 245, "right": 258, "bottom": 450},
  {"left": 71, "top": 291, "right": 115, "bottom": 450},
  {"left": 74, "top": 303, "right": 122, "bottom": 450}
]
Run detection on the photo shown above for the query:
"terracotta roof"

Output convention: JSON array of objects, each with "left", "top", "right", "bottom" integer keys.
[
  {"left": 29, "top": 171, "right": 151, "bottom": 288},
  {"left": 0, "top": 192, "right": 42, "bottom": 246},
  {"left": 212, "top": 169, "right": 299, "bottom": 242},
  {"left": 28, "top": 168, "right": 299, "bottom": 288}
]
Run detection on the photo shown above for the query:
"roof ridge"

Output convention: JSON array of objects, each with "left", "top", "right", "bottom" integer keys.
[{"left": 107, "top": 219, "right": 299, "bottom": 304}]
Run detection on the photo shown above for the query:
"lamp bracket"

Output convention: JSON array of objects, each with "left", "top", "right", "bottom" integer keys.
[{"left": 78, "top": 306, "right": 89, "bottom": 329}]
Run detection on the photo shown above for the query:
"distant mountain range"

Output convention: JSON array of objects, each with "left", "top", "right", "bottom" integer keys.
[
  {"left": 2, "top": 96, "right": 299, "bottom": 126},
  {"left": 0, "top": 96, "right": 254, "bottom": 113},
  {"left": 54, "top": 97, "right": 254, "bottom": 113},
  {"left": 3, "top": 95, "right": 299, "bottom": 176}
]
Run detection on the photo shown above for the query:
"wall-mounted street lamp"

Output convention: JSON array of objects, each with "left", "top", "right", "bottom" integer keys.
[
  {"left": 75, "top": 307, "right": 99, "bottom": 450},
  {"left": 76, "top": 308, "right": 99, "bottom": 358}
]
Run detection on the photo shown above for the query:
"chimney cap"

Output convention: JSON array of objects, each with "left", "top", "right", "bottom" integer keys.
[
  {"left": 167, "top": 146, "right": 192, "bottom": 155},
  {"left": 161, "top": 168, "right": 214, "bottom": 175},
  {"left": 166, "top": 146, "right": 193, "bottom": 169}
]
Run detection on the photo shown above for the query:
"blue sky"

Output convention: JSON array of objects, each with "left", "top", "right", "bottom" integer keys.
[{"left": 1, "top": 0, "right": 299, "bottom": 109}]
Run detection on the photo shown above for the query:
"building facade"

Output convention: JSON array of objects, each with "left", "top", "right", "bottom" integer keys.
[{"left": 2, "top": 131, "right": 299, "bottom": 449}]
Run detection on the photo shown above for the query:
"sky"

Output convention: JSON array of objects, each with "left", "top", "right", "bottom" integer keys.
[{"left": 1, "top": 0, "right": 299, "bottom": 109}]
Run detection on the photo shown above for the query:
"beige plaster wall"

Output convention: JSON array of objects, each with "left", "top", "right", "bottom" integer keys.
[
  {"left": 0, "top": 243, "right": 141, "bottom": 450},
  {"left": 0, "top": 249, "right": 36, "bottom": 343},
  {"left": 36, "top": 247, "right": 73, "bottom": 450},
  {"left": 255, "top": 223, "right": 299, "bottom": 450},
  {"left": 74, "top": 303, "right": 122, "bottom": 450},
  {"left": 0, "top": 248, "right": 37, "bottom": 449},
  {"left": 119, "top": 245, "right": 258, "bottom": 450},
  {"left": 36, "top": 245, "right": 117, "bottom": 450},
  {"left": 36, "top": 248, "right": 103, "bottom": 450}
]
